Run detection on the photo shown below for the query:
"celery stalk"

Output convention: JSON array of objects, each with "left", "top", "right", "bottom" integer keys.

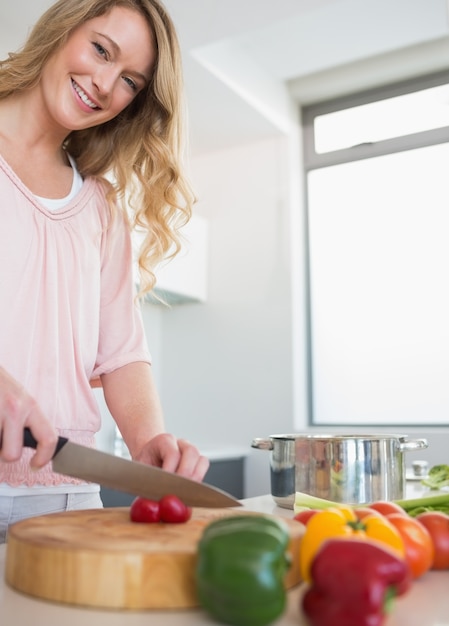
[
  {"left": 393, "top": 492, "right": 449, "bottom": 514},
  {"left": 293, "top": 492, "right": 342, "bottom": 514},
  {"left": 294, "top": 490, "right": 449, "bottom": 516}
]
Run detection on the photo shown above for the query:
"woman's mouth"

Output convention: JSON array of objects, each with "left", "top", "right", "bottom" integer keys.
[{"left": 71, "top": 79, "right": 100, "bottom": 110}]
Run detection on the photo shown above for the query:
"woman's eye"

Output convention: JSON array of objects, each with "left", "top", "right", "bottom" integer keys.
[
  {"left": 123, "top": 76, "right": 138, "bottom": 92},
  {"left": 93, "top": 41, "right": 108, "bottom": 58}
]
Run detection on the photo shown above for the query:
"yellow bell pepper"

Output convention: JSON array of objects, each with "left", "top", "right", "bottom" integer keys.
[{"left": 300, "top": 506, "right": 405, "bottom": 582}]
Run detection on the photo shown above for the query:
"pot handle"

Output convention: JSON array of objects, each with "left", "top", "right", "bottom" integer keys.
[
  {"left": 251, "top": 438, "right": 273, "bottom": 451},
  {"left": 399, "top": 438, "right": 428, "bottom": 452}
]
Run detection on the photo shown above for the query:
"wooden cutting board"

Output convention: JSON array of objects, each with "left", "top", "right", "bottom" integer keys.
[{"left": 5, "top": 507, "right": 304, "bottom": 610}]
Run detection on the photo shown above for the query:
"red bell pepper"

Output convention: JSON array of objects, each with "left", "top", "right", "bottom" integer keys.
[{"left": 302, "top": 538, "right": 411, "bottom": 626}]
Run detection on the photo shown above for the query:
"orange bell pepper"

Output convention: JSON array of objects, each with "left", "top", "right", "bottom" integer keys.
[{"left": 300, "top": 506, "right": 405, "bottom": 582}]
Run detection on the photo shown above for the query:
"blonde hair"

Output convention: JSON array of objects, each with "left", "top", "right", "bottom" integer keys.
[{"left": 0, "top": 0, "right": 195, "bottom": 296}]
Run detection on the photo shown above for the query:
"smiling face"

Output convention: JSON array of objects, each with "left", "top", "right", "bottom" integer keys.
[{"left": 38, "top": 5, "right": 156, "bottom": 134}]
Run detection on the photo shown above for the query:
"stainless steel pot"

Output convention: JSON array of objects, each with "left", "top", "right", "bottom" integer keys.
[{"left": 252, "top": 433, "right": 428, "bottom": 509}]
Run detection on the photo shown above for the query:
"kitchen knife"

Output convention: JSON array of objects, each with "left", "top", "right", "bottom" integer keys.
[{"left": 21, "top": 428, "right": 241, "bottom": 508}]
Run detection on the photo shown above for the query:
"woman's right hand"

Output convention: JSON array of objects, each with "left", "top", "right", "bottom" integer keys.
[{"left": 0, "top": 367, "right": 58, "bottom": 469}]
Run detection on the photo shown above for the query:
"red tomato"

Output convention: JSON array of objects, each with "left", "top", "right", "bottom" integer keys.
[
  {"left": 368, "top": 501, "right": 407, "bottom": 517},
  {"left": 416, "top": 512, "right": 449, "bottom": 570},
  {"left": 387, "top": 513, "right": 434, "bottom": 579},
  {"left": 354, "top": 507, "right": 383, "bottom": 520},
  {"left": 293, "top": 509, "right": 319, "bottom": 526},
  {"left": 130, "top": 497, "right": 160, "bottom": 523},
  {"left": 159, "top": 494, "right": 192, "bottom": 523}
]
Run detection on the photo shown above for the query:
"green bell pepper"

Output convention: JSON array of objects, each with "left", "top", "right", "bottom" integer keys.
[{"left": 196, "top": 514, "right": 291, "bottom": 626}]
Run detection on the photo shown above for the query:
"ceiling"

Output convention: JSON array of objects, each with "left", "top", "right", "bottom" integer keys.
[{"left": 1, "top": 0, "right": 448, "bottom": 156}]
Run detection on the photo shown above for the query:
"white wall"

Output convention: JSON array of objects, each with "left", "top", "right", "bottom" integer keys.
[
  {"left": 141, "top": 135, "right": 302, "bottom": 497},
  {"left": 141, "top": 5, "right": 449, "bottom": 498},
  {"left": 98, "top": 0, "right": 449, "bottom": 498}
]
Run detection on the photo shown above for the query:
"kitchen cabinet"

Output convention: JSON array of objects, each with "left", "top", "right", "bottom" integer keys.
[
  {"left": 1, "top": 495, "right": 449, "bottom": 626},
  {"left": 204, "top": 456, "right": 245, "bottom": 498},
  {"left": 136, "top": 213, "right": 208, "bottom": 305}
]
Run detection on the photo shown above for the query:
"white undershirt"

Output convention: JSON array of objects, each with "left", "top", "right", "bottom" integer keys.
[
  {"left": 34, "top": 153, "right": 84, "bottom": 211},
  {"left": 0, "top": 154, "right": 98, "bottom": 496}
]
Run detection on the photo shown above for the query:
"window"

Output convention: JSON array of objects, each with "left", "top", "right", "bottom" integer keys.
[{"left": 302, "top": 70, "right": 449, "bottom": 426}]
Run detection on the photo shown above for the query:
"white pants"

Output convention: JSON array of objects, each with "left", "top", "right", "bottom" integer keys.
[{"left": 0, "top": 492, "right": 104, "bottom": 543}]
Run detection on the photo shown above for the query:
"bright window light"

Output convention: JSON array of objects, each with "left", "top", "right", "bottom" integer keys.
[
  {"left": 308, "top": 143, "right": 449, "bottom": 425},
  {"left": 314, "top": 83, "right": 449, "bottom": 153}
]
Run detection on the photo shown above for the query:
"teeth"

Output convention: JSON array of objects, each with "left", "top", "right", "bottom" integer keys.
[{"left": 72, "top": 80, "right": 98, "bottom": 109}]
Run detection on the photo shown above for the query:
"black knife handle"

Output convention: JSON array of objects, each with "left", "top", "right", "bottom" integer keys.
[{"left": 23, "top": 428, "right": 69, "bottom": 458}]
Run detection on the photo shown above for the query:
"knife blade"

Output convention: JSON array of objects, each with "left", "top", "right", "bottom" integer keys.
[{"left": 21, "top": 429, "right": 241, "bottom": 508}]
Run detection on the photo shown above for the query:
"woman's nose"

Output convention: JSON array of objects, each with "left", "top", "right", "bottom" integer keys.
[{"left": 92, "top": 66, "right": 117, "bottom": 96}]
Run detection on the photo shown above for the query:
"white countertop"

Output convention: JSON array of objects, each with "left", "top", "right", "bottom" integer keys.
[
  {"left": 1, "top": 494, "right": 449, "bottom": 626},
  {"left": 199, "top": 446, "right": 249, "bottom": 461}
]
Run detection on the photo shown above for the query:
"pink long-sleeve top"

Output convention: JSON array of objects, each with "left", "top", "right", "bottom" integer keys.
[{"left": 0, "top": 154, "right": 151, "bottom": 486}]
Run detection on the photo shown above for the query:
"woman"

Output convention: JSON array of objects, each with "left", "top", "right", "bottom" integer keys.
[{"left": 0, "top": 0, "right": 209, "bottom": 541}]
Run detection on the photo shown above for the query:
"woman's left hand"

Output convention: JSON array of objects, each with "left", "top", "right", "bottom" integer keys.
[{"left": 133, "top": 433, "right": 210, "bottom": 482}]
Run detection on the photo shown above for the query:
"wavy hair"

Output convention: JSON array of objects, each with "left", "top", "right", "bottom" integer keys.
[{"left": 0, "top": 0, "right": 195, "bottom": 296}]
